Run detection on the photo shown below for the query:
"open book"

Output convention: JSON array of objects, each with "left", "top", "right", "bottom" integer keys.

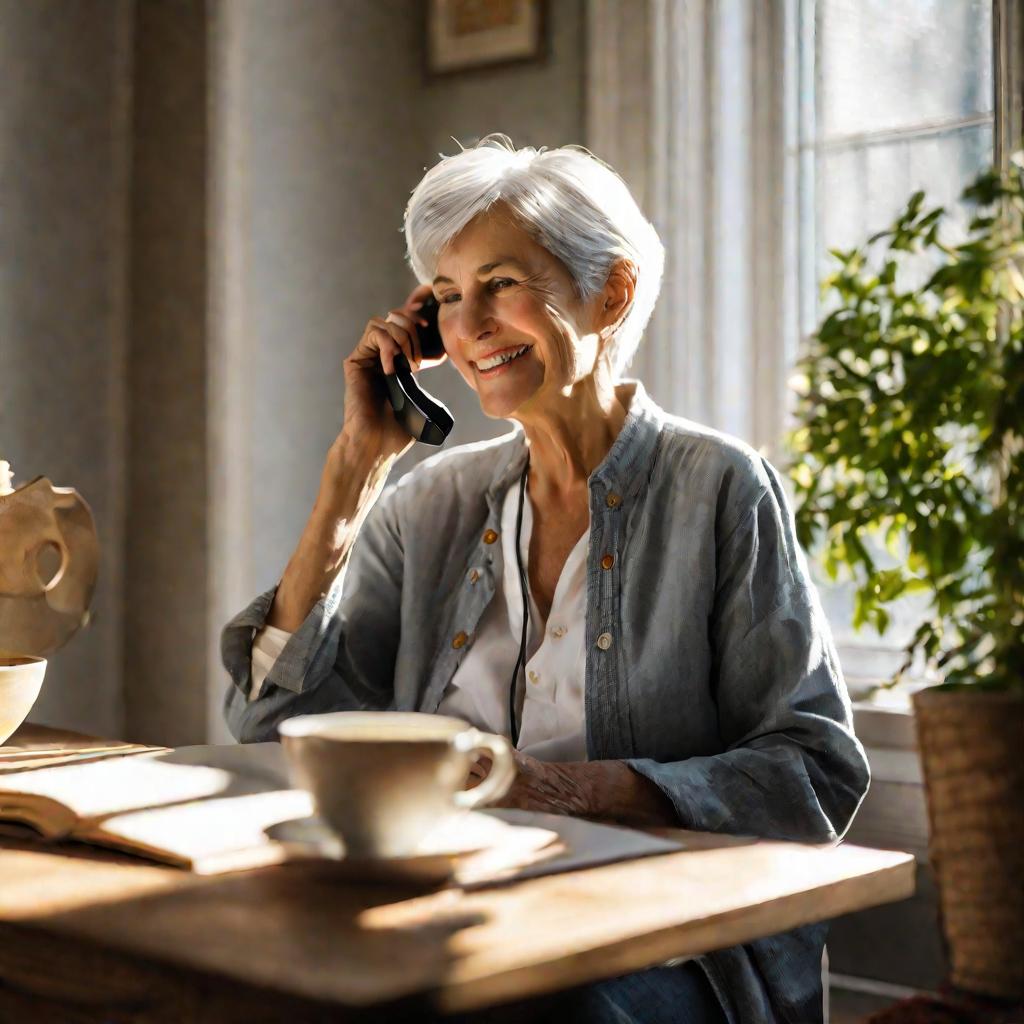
[
  {"left": 0, "top": 742, "right": 684, "bottom": 879},
  {"left": 0, "top": 743, "right": 314, "bottom": 873}
]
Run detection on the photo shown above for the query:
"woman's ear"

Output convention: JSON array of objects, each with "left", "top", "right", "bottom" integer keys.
[{"left": 599, "top": 259, "right": 637, "bottom": 339}]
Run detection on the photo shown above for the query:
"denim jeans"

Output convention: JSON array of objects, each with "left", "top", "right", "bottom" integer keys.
[
  {"left": 449, "top": 961, "right": 728, "bottom": 1024},
  {"left": 558, "top": 961, "right": 728, "bottom": 1024}
]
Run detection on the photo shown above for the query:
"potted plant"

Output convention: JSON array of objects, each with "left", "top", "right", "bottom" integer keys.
[{"left": 786, "top": 156, "right": 1024, "bottom": 1003}]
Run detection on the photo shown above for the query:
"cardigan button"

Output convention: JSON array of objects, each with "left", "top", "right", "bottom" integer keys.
[
  {"left": 595, "top": 632, "right": 613, "bottom": 651},
  {"left": 452, "top": 631, "right": 469, "bottom": 650},
  {"left": 467, "top": 568, "right": 480, "bottom": 584},
  {"left": 601, "top": 553, "right": 615, "bottom": 570},
  {"left": 605, "top": 492, "right": 621, "bottom": 509},
  {"left": 483, "top": 529, "right": 499, "bottom": 544}
]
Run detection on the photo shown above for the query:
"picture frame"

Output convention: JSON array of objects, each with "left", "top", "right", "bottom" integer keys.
[{"left": 426, "top": 0, "right": 546, "bottom": 77}]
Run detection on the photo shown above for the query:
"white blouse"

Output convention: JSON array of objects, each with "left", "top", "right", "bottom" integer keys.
[
  {"left": 250, "top": 477, "right": 590, "bottom": 762},
  {"left": 436, "top": 475, "right": 589, "bottom": 761}
]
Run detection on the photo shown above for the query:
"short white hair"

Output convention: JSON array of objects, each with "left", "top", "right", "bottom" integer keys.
[{"left": 404, "top": 134, "right": 664, "bottom": 376}]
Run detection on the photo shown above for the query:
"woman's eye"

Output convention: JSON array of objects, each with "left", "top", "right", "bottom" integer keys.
[{"left": 439, "top": 279, "right": 514, "bottom": 304}]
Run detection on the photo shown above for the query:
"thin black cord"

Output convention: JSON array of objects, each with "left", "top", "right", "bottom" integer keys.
[{"left": 507, "top": 454, "right": 531, "bottom": 747}]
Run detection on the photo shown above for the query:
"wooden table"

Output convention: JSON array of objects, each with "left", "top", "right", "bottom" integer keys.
[{"left": 0, "top": 725, "right": 915, "bottom": 1022}]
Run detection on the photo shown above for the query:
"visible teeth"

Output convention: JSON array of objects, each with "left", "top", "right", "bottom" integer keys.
[{"left": 477, "top": 345, "right": 530, "bottom": 371}]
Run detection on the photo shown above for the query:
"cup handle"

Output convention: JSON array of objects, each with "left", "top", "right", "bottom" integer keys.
[{"left": 453, "top": 729, "right": 516, "bottom": 810}]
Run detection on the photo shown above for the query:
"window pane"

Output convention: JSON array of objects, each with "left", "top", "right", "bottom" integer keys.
[
  {"left": 817, "top": 123, "right": 994, "bottom": 284},
  {"left": 817, "top": 0, "right": 993, "bottom": 139},
  {"left": 796, "top": 0, "right": 995, "bottom": 692},
  {"left": 810, "top": 122, "right": 993, "bottom": 694}
]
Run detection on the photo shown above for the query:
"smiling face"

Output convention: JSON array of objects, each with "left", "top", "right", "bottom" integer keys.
[{"left": 432, "top": 207, "right": 606, "bottom": 420}]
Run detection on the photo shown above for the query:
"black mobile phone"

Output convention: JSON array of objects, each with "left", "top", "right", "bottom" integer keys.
[{"left": 384, "top": 294, "right": 454, "bottom": 446}]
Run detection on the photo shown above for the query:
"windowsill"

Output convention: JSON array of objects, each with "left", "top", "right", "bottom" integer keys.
[
  {"left": 852, "top": 689, "right": 927, "bottom": 786},
  {"left": 852, "top": 697, "right": 917, "bottom": 752},
  {"left": 849, "top": 683, "right": 915, "bottom": 712}
]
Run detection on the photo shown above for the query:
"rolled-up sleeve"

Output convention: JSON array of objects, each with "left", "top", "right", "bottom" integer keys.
[
  {"left": 222, "top": 482, "right": 404, "bottom": 744},
  {"left": 627, "top": 458, "right": 870, "bottom": 843}
]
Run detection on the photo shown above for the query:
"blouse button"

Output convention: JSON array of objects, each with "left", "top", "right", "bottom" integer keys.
[
  {"left": 595, "top": 632, "right": 613, "bottom": 650},
  {"left": 483, "top": 529, "right": 499, "bottom": 544},
  {"left": 528, "top": 670, "right": 540, "bottom": 685},
  {"left": 467, "top": 568, "right": 480, "bottom": 584},
  {"left": 605, "top": 492, "right": 621, "bottom": 509},
  {"left": 550, "top": 625, "right": 567, "bottom": 638},
  {"left": 452, "top": 631, "right": 469, "bottom": 650},
  {"left": 601, "top": 553, "right": 615, "bottom": 570}
]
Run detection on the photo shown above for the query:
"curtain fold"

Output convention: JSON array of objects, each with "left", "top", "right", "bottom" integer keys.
[{"left": 586, "top": 0, "right": 792, "bottom": 456}]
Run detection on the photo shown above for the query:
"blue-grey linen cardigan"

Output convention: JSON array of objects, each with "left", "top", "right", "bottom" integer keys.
[{"left": 222, "top": 379, "right": 870, "bottom": 1024}]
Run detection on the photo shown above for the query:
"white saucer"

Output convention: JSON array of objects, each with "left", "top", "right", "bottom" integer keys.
[{"left": 265, "top": 811, "right": 559, "bottom": 885}]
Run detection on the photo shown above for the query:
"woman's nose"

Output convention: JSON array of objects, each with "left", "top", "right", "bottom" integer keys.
[{"left": 455, "top": 293, "right": 498, "bottom": 343}]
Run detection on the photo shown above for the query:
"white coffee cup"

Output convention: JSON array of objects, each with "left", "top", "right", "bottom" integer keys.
[{"left": 278, "top": 711, "right": 516, "bottom": 858}]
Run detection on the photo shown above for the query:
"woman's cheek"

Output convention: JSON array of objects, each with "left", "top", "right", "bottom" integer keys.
[
  {"left": 546, "top": 337, "right": 569, "bottom": 382},
  {"left": 545, "top": 315, "right": 578, "bottom": 382},
  {"left": 452, "top": 354, "right": 478, "bottom": 389}
]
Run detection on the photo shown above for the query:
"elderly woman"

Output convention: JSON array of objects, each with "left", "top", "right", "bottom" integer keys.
[{"left": 222, "top": 135, "right": 869, "bottom": 1024}]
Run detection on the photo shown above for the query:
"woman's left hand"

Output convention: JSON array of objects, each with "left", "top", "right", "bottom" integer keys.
[
  {"left": 470, "top": 750, "right": 591, "bottom": 816},
  {"left": 467, "top": 750, "right": 679, "bottom": 827},
  {"left": 502, "top": 750, "right": 592, "bottom": 815}
]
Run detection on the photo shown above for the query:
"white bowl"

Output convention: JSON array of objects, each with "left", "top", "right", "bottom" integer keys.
[{"left": 0, "top": 656, "right": 47, "bottom": 745}]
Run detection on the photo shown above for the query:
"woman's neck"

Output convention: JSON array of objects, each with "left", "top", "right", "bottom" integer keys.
[{"left": 515, "top": 377, "right": 632, "bottom": 500}]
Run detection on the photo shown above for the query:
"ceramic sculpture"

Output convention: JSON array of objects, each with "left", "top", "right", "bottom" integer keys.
[{"left": 0, "top": 461, "right": 99, "bottom": 657}]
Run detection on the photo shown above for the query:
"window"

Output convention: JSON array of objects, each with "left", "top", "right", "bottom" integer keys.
[
  {"left": 587, "top": 0, "right": 1020, "bottom": 699},
  {"left": 789, "top": 0, "right": 999, "bottom": 697}
]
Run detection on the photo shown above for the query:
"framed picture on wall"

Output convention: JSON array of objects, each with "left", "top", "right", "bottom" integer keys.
[{"left": 426, "top": 0, "right": 546, "bottom": 76}]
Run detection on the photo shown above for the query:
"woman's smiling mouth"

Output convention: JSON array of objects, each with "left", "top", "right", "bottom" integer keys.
[{"left": 474, "top": 344, "right": 532, "bottom": 377}]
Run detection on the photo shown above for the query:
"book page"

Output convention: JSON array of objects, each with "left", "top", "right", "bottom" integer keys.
[
  {"left": 0, "top": 724, "right": 166, "bottom": 775},
  {"left": 86, "top": 788, "right": 315, "bottom": 873},
  {"left": 0, "top": 743, "right": 291, "bottom": 836}
]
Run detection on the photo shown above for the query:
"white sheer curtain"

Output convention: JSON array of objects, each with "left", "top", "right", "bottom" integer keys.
[{"left": 586, "top": 0, "right": 794, "bottom": 458}]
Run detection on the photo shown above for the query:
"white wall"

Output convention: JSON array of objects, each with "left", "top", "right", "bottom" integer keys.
[
  {"left": 1, "top": 0, "right": 132, "bottom": 738},
  {"left": 208, "top": 0, "right": 431, "bottom": 740},
  {"left": 220, "top": 1, "right": 424, "bottom": 601}
]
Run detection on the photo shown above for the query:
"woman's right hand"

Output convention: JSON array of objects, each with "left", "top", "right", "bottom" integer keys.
[
  {"left": 339, "top": 283, "right": 443, "bottom": 462},
  {"left": 272, "top": 284, "right": 442, "bottom": 635}
]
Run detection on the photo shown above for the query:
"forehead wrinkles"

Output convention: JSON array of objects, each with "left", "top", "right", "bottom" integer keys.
[{"left": 435, "top": 208, "right": 547, "bottom": 278}]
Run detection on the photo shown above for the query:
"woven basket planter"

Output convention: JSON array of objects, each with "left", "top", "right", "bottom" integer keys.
[{"left": 911, "top": 687, "right": 1024, "bottom": 1000}]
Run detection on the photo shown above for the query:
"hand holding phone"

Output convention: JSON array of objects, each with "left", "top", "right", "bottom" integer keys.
[
  {"left": 340, "top": 286, "right": 454, "bottom": 460},
  {"left": 383, "top": 294, "right": 454, "bottom": 446}
]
